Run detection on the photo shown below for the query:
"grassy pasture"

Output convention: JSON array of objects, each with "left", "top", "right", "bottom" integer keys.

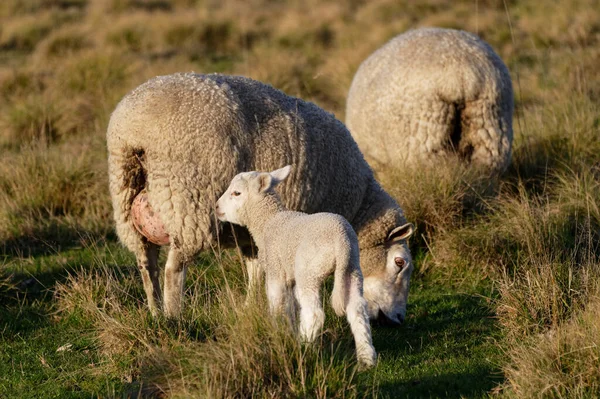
[{"left": 2, "top": 0, "right": 600, "bottom": 397}]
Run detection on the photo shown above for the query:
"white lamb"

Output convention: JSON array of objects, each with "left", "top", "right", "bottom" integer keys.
[{"left": 216, "top": 165, "right": 379, "bottom": 368}]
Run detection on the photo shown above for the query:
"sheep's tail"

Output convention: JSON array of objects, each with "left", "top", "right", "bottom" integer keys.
[
  {"left": 115, "top": 147, "right": 147, "bottom": 212},
  {"left": 331, "top": 235, "right": 360, "bottom": 317},
  {"left": 108, "top": 145, "right": 148, "bottom": 244}
]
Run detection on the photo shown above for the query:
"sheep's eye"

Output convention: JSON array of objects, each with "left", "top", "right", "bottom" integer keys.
[
  {"left": 394, "top": 257, "right": 406, "bottom": 269},
  {"left": 232, "top": 191, "right": 241, "bottom": 197}
]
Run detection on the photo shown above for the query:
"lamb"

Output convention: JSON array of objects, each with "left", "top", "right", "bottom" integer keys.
[
  {"left": 107, "top": 72, "right": 415, "bottom": 323},
  {"left": 215, "top": 165, "right": 378, "bottom": 367},
  {"left": 346, "top": 27, "right": 514, "bottom": 173}
]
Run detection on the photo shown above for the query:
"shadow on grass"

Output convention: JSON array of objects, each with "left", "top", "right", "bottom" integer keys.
[
  {"left": 376, "top": 368, "right": 501, "bottom": 399},
  {"left": 371, "top": 288, "right": 502, "bottom": 398},
  {"left": 504, "top": 133, "right": 577, "bottom": 193},
  {"left": 0, "top": 224, "right": 118, "bottom": 260}
]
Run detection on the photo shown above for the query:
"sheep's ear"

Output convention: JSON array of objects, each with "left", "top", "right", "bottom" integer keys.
[
  {"left": 270, "top": 165, "right": 291, "bottom": 185},
  {"left": 258, "top": 173, "right": 273, "bottom": 193},
  {"left": 258, "top": 165, "right": 291, "bottom": 193},
  {"left": 387, "top": 223, "right": 414, "bottom": 242}
]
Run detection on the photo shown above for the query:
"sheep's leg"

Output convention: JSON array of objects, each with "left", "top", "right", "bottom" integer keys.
[
  {"left": 138, "top": 243, "right": 162, "bottom": 316},
  {"left": 244, "top": 257, "right": 264, "bottom": 305},
  {"left": 266, "top": 276, "right": 287, "bottom": 315},
  {"left": 163, "top": 247, "right": 187, "bottom": 318},
  {"left": 461, "top": 99, "right": 511, "bottom": 172},
  {"left": 346, "top": 273, "right": 377, "bottom": 367},
  {"left": 295, "top": 285, "right": 325, "bottom": 343},
  {"left": 109, "top": 150, "right": 166, "bottom": 316}
]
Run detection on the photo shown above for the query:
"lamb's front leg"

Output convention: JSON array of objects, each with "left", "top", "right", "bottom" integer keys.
[
  {"left": 266, "top": 276, "right": 287, "bottom": 315},
  {"left": 244, "top": 257, "right": 264, "bottom": 305},
  {"left": 163, "top": 247, "right": 187, "bottom": 318}
]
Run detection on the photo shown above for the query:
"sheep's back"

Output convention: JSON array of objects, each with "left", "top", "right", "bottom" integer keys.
[
  {"left": 108, "top": 73, "right": 374, "bottom": 250},
  {"left": 216, "top": 74, "right": 373, "bottom": 224},
  {"left": 346, "top": 28, "right": 513, "bottom": 168}
]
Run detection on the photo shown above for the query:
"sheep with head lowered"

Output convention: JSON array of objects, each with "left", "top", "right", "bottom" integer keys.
[
  {"left": 107, "top": 72, "right": 415, "bottom": 323},
  {"left": 216, "top": 165, "right": 379, "bottom": 367},
  {"left": 346, "top": 27, "right": 514, "bottom": 173}
]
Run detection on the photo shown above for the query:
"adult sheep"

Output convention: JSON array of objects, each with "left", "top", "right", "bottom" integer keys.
[
  {"left": 346, "top": 27, "right": 514, "bottom": 173},
  {"left": 107, "top": 73, "right": 415, "bottom": 325}
]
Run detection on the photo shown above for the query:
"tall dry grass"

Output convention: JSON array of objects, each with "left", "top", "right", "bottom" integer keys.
[
  {"left": 1, "top": 0, "right": 600, "bottom": 396},
  {"left": 502, "top": 297, "right": 600, "bottom": 398},
  {"left": 55, "top": 249, "right": 371, "bottom": 398},
  {"left": 0, "top": 139, "right": 112, "bottom": 250}
]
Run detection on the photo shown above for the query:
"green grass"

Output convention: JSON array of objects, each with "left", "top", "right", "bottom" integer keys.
[
  {"left": 373, "top": 282, "right": 502, "bottom": 398},
  {"left": 1, "top": 244, "right": 501, "bottom": 398},
  {"left": 0, "top": 245, "right": 127, "bottom": 398},
  {"left": 1, "top": 0, "right": 600, "bottom": 396}
]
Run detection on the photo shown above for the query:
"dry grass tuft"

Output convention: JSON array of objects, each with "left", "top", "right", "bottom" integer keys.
[
  {"left": 0, "top": 140, "right": 112, "bottom": 245},
  {"left": 378, "top": 159, "right": 494, "bottom": 245},
  {"left": 2, "top": 0, "right": 600, "bottom": 395},
  {"left": 55, "top": 251, "right": 369, "bottom": 398},
  {"left": 502, "top": 296, "right": 600, "bottom": 398}
]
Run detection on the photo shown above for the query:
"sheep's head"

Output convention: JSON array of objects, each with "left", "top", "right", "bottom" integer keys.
[
  {"left": 360, "top": 223, "right": 414, "bottom": 326},
  {"left": 216, "top": 165, "right": 291, "bottom": 226}
]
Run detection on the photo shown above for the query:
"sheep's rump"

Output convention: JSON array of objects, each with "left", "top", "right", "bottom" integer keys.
[
  {"left": 107, "top": 73, "right": 373, "bottom": 256},
  {"left": 346, "top": 28, "right": 514, "bottom": 173}
]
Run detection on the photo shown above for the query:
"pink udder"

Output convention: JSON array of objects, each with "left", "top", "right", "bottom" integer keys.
[{"left": 131, "top": 190, "right": 170, "bottom": 246}]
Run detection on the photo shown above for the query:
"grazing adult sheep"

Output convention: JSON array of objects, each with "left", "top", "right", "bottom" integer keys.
[
  {"left": 216, "top": 165, "right": 378, "bottom": 367},
  {"left": 107, "top": 72, "right": 415, "bottom": 322},
  {"left": 346, "top": 27, "right": 514, "bottom": 173}
]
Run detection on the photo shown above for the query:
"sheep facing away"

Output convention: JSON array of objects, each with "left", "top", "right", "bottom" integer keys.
[
  {"left": 216, "top": 165, "right": 382, "bottom": 367},
  {"left": 106, "top": 73, "right": 415, "bottom": 324},
  {"left": 346, "top": 27, "right": 514, "bottom": 173}
]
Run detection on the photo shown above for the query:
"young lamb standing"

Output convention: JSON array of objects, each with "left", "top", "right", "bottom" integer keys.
[
  {"left": 346, "top": 27, "right": 514, "bottom": 173},
  {"left": 107, "top": 73, "right": 415, "bottom": 324},
  {"left": 216, "top": 166, "right": 379, "bottom": 367}
]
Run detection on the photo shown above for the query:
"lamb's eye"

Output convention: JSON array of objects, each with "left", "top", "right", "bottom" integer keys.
[
  {"left": 394, "top": 257, "right": 406, "bottom": 269},
  {"left": 232, "top": 191, "right": 241, "bottom": 197}
]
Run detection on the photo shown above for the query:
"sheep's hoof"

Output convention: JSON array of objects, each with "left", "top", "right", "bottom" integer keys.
[{"left": 131, "top": 190, "right": 170, "bottom": 246}]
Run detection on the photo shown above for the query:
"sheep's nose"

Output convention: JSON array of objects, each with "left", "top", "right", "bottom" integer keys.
[
  {"left": 376, "top": 310, "right": 403, "bottom": 327},
  {"left": 215, "top": 204, "right": 220, "bottom": 210}
]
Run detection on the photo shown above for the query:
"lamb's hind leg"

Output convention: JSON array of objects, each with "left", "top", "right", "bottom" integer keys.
[
  {"left": 345, "top": 272, "right": 377, "bottom": 368},
  {"left": 295, "top": 284, "right": 325, "bottom": 342},
  {"left": 163, "top": 247, "right": 187, "bottom": 318}
]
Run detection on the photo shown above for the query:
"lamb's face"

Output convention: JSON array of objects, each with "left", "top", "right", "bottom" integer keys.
[
  {"left": 216, "top": 166, "right": 291, "bottom": 227},
  {"left": 215, "top": 172, "right": 255, "bottom": 226},
  {"left": 361, "top": 224, "right": 414, "bottom": 326}
]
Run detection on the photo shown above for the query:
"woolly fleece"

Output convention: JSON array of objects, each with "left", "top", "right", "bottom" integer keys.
[
  {"left": 107, "top": 72, "right": 410, "bottom": 275},
  {"left": 346, "top": 27, "right": 514, "bottom": 172}
]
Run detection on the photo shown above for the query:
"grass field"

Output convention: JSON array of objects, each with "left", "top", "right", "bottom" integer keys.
[{"left": 2, "top": 0, "right": 600, "bottom": 397}]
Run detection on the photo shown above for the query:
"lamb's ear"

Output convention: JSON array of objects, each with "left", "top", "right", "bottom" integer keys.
[
  {"left": 387, "top": 223, "right": 415, "bottom": 242},
  {"left": 257, "top": 173, "right": 273, "bottom": 193},
  {"left": 258, "top": 165, "right": 291, "bottom": 193},
  {"left": 269, "top": 165, "right": 291, "bottom": 186}
]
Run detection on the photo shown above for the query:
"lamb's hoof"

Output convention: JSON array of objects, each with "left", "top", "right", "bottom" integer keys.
[
  {"left": 131, "top": 190, "right": 170, "bottom": 245},
  {"left": 358, "top": 352, "right": 377, "bottom": 370}
]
